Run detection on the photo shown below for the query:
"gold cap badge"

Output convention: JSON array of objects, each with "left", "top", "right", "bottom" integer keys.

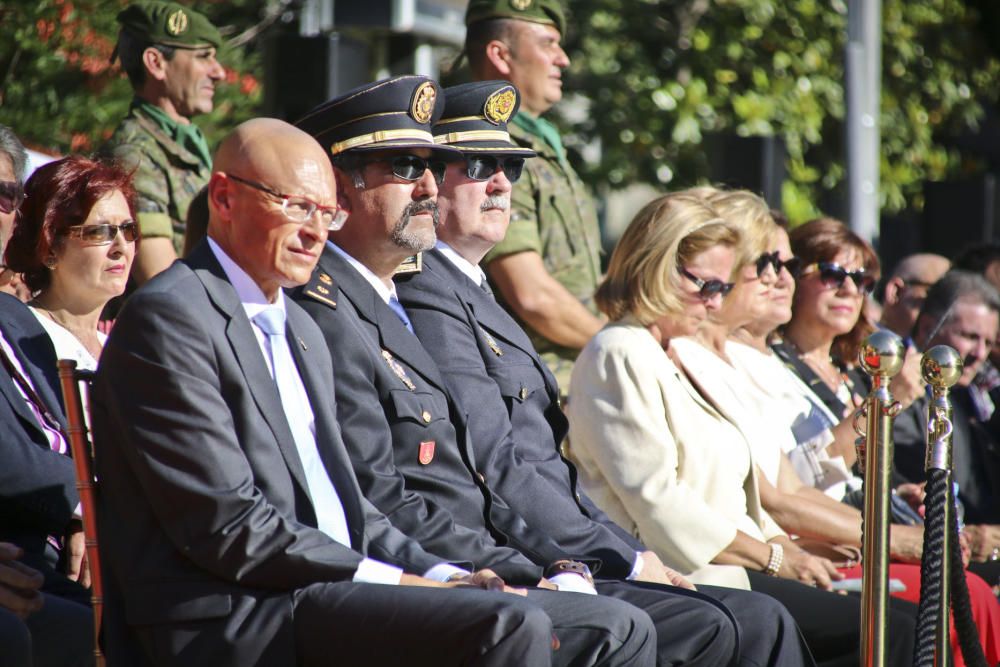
[
  {"left": 484, "top": 87, "right": 517, "bottom": 125},
  {"left": 511, "top": 0, "right": 532, "bottom": 10},
  {"left": 410, "top": 82, "right": 437, "bottom": 124},
  {"left": 166, "top": 9, "right": 188, "bottom": 36}
]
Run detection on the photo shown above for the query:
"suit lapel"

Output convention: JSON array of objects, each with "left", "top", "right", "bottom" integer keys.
[
  {"left": 324, "top": 248, "right": 448, "bottom": 393},
  {"left": 0, "top": 310, "right": 66, "bottom": 438},
  {"left": 187, "top": 243, "right": 312, "bottom": 499}
]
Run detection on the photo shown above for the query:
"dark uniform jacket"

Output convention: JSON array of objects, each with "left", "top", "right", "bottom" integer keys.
[
  {"left": 397, "top": 248, "right": 643, "bottom": 578},
  {"left": 291, "top": 246, "right": 598, "bottom": 583},
  {"left": 0, "top": 294, "right": 82, "bottom": 597}
]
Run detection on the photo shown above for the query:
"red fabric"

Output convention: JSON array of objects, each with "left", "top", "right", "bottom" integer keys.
[{"left": 837, "top": 563, "right": 1000, "bottom": 666}]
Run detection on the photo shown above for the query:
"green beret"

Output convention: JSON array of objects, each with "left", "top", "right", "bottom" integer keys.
[
  {"left": 116, "top": 1, "right": 222, "bottom": 49},
  {"left": 465, "top": 0, "right": 566, "bottom": 36}
]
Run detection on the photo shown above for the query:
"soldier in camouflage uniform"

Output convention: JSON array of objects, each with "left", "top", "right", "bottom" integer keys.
[
  {"left": 101, "top": 1, "right": 224, "bottom": 284},
  {"left": 466, "top": 0, "right": 605, "bottom": 391}
]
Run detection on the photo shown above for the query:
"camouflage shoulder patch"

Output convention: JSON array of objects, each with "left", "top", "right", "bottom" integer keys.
[{"left": 302, "top": 271, "right": 338, "bottom": 308}]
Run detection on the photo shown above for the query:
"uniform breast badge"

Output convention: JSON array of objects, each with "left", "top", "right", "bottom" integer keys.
[
  {"left": 418, "top": 441, "right": 435, "bottom": 465},
  {"left": 382, "top": 350, "right": 416, "bottom": 390},
  {"left": 479, "top": 326, "right": 503, "bottom": 356}
]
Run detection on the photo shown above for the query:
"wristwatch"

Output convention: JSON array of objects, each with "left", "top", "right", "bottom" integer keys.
[{"left": 544, "top": 560, "right": 594, "bottom": 585}]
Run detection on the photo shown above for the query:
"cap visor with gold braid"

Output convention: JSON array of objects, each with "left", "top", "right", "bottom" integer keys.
[
  {"left": 435, "top": 81, "right": 536, "bottom": 157},
  {"left": 295, "top": 75, "right": 461, "bottom": 160}
]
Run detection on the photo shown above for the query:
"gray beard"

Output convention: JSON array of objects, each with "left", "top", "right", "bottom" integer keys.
[{"left": 391, "top": 200, "right": 439, "bottom": 251}]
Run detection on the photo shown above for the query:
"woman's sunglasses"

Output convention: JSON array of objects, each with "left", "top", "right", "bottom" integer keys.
[
  {"left": 755, "top": 251, "right": 803, "bottom": 278},
  {"left": 679, "top": 266, "right": 735, "bottom": 300},
  {"left": 65, "top": 221, "right": 140, "bottom": 245},
  {"left": 0, "top": 181, "right": 24, "bottom": 214},
  {"left": 800, "top": 261, "right": 875, "bottom": 295}
]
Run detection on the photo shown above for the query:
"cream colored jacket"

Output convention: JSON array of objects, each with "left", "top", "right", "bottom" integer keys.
[{"left": 567, "top": 320, "right": 784, "bottom": 589}]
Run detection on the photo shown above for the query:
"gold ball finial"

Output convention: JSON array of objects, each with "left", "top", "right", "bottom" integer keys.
[
  {"left": 858, "top": 330, "right": 906, "bottom": 378},
  {"left": 921, "top": 345, "right": 963, "bottom": 389}
]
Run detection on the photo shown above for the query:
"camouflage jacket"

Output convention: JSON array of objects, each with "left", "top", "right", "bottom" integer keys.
[
  {"left": 483, "top": 120, "right": 602, "bottom": 390},
  {"left": 100, "top": 102, "right": 211, "bottom": 254}
]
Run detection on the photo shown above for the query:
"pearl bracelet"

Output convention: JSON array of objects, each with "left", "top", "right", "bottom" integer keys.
[{"left": 764, "top": 543, "right": 784, "bottom": 577}]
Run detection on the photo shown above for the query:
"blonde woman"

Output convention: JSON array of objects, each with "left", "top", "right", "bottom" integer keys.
[{"left": 567, "top": 190, "right": 916, "bottom": 667}]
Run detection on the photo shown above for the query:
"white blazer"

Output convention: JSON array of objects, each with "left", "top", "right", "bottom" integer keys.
[{"left": 567, "top": 320, "right": 784, "bottom": 590}]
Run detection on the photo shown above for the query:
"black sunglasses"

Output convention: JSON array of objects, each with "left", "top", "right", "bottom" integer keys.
[
  {"left": 801, "top": 261, "right": 875, "bottom": 295},
  {"left": 369, "top": 155, "right": 447, "bottom": 185},
  {"left": 679, "top": 266, "right": 735, "bottom": 300},
  {"left": 65, "top": 221, "right": 139, "bottom": 245},
  {"left": 464, "top": 155, "right": 526, "bottom": 183},
  {"left": 755, "top": 251, "right": 802, "bottom": 278},
  {"left": 0, "top": 181, "right": 24, "bottom": 214}
]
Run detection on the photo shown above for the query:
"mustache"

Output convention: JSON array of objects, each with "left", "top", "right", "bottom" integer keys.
[
  {"left": 481, "top": 195, "right": 509, "bottom": 212},
  {"left": 402, "top": 200, "right": 440, "bottom": 226}
]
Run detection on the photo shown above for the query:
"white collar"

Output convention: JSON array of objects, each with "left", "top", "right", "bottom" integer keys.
[
  {"left": 207, "top": 237, "right": 287, "bottom": 318},
  {"left": 435, "top": 241, "right": 487, "bottom": 286},
  {"left": 327, "top": 241, "right": 397, "bottom": 305}
]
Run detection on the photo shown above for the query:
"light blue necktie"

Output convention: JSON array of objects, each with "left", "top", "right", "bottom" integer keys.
[
  {"left": 253, "top": 308, "right": 351, "bottom": 546},
  {"left": 387, "top": 294, "right": 415, "bottom": 334}
]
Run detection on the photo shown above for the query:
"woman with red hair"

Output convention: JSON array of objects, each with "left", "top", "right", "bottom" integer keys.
[{"left": 5, "top": 156, "right": 138, "bottom": 369}]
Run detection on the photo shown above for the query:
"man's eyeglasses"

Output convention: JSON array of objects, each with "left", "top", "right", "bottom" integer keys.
[
  {"left": 65, "top": 222, "right": 139, "bottom": 245},
  {"left": 755, "top": 251, "right": 802, "bottom": 278},
  {"left": 0, "top": 181, "right": 24, "bottom": 215},
  {"left": 367, "top": 155, "right": 447, "bottom": 186},
  {"left": 678, "top": 266, "right": 735, "bottom": 300},
  {"left": 464, "top": 155, "right": 526, "bottom": 183},
  {"left": 228, "top": 174, "right": 349, "bottom": 230},
  {"left": 800, "top": 261, "right": 875, "bottom": 295}
]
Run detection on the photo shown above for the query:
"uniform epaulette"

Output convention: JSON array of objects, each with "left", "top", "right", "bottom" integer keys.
[
  {"left": 302, "top": 271, "right": 338, "bottom": 308},
  {"left": 393, "top": 253, "right": 423, "bottom": 276}
]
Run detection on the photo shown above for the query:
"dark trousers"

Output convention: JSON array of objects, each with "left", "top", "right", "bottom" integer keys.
[
  {"left": 0, "top": 594, "right": 94, "bottom": 667},
  {"left": 748, "top": 570, "right": 918, "bottom": 667},
  {"left": 295, "top": 582, "right": 656, "bottom": 667}
]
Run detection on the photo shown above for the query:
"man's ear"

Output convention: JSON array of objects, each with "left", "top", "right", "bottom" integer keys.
[
  {"left": 142, "top": 46, "right": 169, "bottom": 82},
  {"left": 484, "top": 39, "right": 514, "bottom": 77},
  {"left": 207, "top": 172, "right": 232, "bottom": 221},
  {"left": 985, "top": 260, "right": 1000, "bottom": 293},
  {"left": 883, "top": 276, "right": 905, "bottom": 306}
]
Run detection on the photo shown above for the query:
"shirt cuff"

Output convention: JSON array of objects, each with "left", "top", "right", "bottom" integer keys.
[
  {"left": 352, "top": 558, "right": 403, "bottom": 585},
  {"left": 423, "top": 563, "right": 470, "bottom": 583},
  {"left": 549, "top": 572, "right": 597, "bottom": 595},
  {"left": 626, "top": 551, "right": 644, "bottom": 581}
]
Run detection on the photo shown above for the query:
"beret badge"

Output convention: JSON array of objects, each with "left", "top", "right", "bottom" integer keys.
[
  {"left": 410, "top": 82, "right": 437, "bottom": 124},
  {"left": 511, "top": 0, "right": 533, "bottom": 9},
  {"left": 484, "top": 87, "right": 517, "bottom": 125},
  {"left": 166, "top": 9, "right": 188, "bottom": 36}
]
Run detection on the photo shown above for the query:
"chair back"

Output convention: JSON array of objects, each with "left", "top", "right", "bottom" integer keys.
[{"left": 57, "top": 359, "right": 104, "bottom": 667}]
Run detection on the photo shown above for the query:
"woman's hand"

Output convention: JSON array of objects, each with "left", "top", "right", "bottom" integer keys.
[
  {"left": 888, "top": 524, "right": 924, "bottom": 563},
  {"left": 775, "top": 541, "right": 843, "bottom": 591}
]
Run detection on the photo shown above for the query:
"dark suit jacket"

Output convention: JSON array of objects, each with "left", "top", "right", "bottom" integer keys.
[
  {"left": 894, "top": 385, "right": 1000, "bottom": 524},
  {"left": 92, "top": 242, "right": 447, "bottom": 666},
  {"left": 0, "top": 293, "right": 82, "bottom": 594},
  {"left": 290, "top": 246, "right": 579, "bottom": 584},
  {"left": 397, "top": 249, "right": 642, "bottom": 578}
]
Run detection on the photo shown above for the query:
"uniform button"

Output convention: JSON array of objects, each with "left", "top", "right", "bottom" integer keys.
[
  {"left": 477, "top": 472, "right": 486, "bottom": 483},
  {"left": 519, "top": 387, "right": 528, "bottom": 400},
  {"left": 575, "top": 492, "right": 582, "bottom": 502},
  {"left": 421, "top": 410, "right": 432, "bottom": 423}
]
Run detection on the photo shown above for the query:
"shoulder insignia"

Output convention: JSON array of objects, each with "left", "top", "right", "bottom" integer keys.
[
  {"left": 393, "top": 253, "right": 423, "bottom": 276},
  {"left": 410, "top": 82, "right": 437, "bottom": 124},
  {"left": 302, "top": 272, "right": 337, "bottom": 308},
  {"left": 382, "top": 350, "right": 416, "bottom": 390},
  {"left": 166, "top": 9, "right": 189, "bottom": 36},
  {"left": 479, "top": 325, "right": 503, "bottom": 356},
  {"left": 484, "top": 86, "right": 517, "bottom": 125}
]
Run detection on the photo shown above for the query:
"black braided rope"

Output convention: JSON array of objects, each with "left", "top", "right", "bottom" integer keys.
[
  {"left": 912, "top": 468, "right": 988, "bottom": 667},
  {"left": 949, "top": 502, "right": 988, "bottom": 667},
  {"left": 913, "top": 468, "right": 947, "bottom": 667}
]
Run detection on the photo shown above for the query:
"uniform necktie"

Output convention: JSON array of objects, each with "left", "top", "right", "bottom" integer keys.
[
  {"left": 253, "top": 308, "right": 351, "bottom": 545},
  {"left": 387, "top": 295, "right": 415, "bottom": 334}
]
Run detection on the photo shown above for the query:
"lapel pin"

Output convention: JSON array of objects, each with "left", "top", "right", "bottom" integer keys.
[{"left": 298, "top": 337, "right": 308, "bottom": 351}]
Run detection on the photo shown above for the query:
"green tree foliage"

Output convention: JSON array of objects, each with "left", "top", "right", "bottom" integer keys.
[
  {"left": 563, "top": 0, "right": 1000, "bottom": 222},
  {"left": 0, "top": 0, "right": 266, "bottom": 157}
]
